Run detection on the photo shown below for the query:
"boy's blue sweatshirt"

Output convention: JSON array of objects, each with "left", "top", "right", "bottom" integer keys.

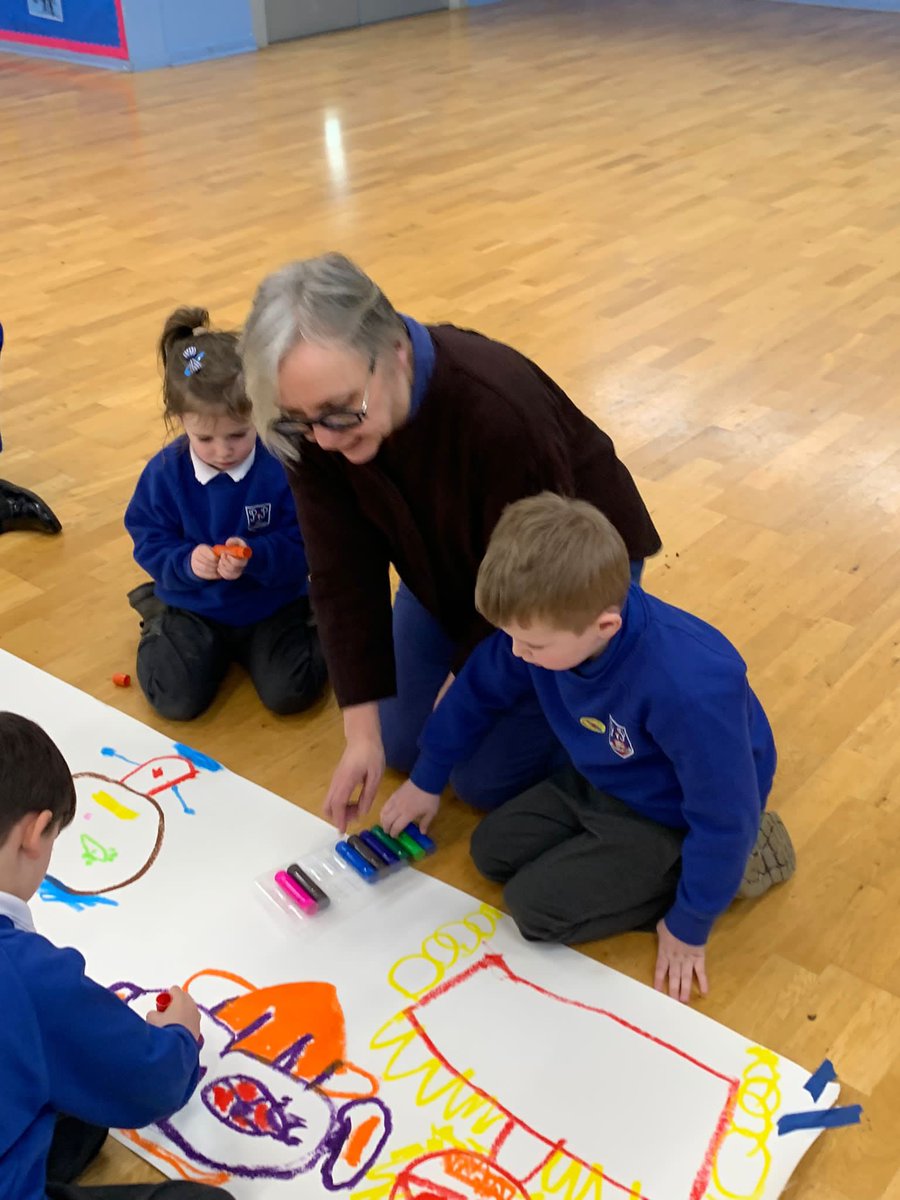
[
  {"left": 411, "top": 585, "right": 776, "bottom": 945},
  {"left": 0, "top": 908, "right": 200, "bottom": 1200},
  {"left": 125, "top": 436, "right": 309, "bottom": 627}
]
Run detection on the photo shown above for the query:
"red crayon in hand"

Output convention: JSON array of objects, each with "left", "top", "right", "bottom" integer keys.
[
  {"left": 156, "top": 990, "right": 173, "bottom": 1013},
  {"left": 212, "top": 544, "right": 252, "bottom": 560}
]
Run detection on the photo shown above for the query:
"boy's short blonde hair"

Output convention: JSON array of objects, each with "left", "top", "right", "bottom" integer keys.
[{"left": 476, "top": 493, "right": 631, "bottom": 632}]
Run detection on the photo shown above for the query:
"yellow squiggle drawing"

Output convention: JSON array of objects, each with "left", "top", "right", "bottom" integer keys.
[
  {"left": 535, "top": 1149, "right": 606, "bottom": 1200},
  {"left": 387, "top": 903, "right": 503, "bottom": 1000},
  {"left": 707, "top": 1047, "right": 780, "bottom": 1200},
  {"left": 370, "top": 1011, "right": 505, "bottom": 1135}
]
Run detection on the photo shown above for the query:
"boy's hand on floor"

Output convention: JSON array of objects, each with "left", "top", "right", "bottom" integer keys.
[
  {"left": 654, "top": 919, "right": 708, "bottom": 1004},
  {"left": 381, "top": 780, "right": 440, "bottom": 839},
  {"left": 191, "top": 544, "right": 220, "bottom": 580},
  {"left": 146, "top": 986, "right": 202, "bottom": 1040}
]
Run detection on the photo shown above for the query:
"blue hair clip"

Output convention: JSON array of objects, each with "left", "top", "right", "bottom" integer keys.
[{"left": 182, "top": 345, "right": 205, "bottom": 377}]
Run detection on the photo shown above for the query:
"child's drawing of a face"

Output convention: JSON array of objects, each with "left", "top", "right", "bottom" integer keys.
[
  {"left": 165, "top": 1006, "right": 336, "bottom": 1179},
  {"left": 112, "top": 973, "right": 391, "bottom": 1188},
  {"left": 41, "top": 752, "right": 202, "bottom": 907}
]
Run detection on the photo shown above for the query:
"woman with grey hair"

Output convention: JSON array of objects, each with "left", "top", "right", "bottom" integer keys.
[{"left": 242, "top": 253, "right": 660, "bottom": 834}]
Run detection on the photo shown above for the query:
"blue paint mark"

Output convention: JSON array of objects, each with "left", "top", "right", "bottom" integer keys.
[
  {"left": 171, "top": 784, "right": 195, "bottom": 816},
  {"left": 39, "top": 876, "right": 118, "bottom": 911},
  {"left": 100, "top": 746, "right": 140, "bottom": 766},
  {"left": 173, "top": 742, "right": 222, "bottom": 773}
]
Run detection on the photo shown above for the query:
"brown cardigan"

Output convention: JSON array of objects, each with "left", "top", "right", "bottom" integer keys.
[{"left": 289, "top": 324, "right": 661, "bottom": 707}]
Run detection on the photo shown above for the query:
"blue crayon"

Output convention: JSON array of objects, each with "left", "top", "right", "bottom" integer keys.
[
  {"left": 403, "top": 822, "right": 437, "bottom": 856},
  {"left": 335, "top": 839, "right": 377, "bottom": 881},
  {"left": 359, "top": 829, "right": 402, "bottom": 867},
  {"left": 348, "top": 834, "right": 389, "bottom": 874}
]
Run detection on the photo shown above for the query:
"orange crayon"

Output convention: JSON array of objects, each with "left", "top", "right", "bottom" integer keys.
[
  {"left": 112, "top": 673, "right": 131, "bottom": 687},
  {"left": 212, "top": 544, "right": 253, "bottom": 560}
]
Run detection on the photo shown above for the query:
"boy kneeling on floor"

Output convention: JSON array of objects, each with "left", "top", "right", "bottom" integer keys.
[{"left": 381, "top": 493, "right": 795, "bottom": 1003}]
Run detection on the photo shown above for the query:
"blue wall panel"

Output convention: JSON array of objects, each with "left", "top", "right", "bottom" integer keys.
[{"left": 0, "top": 0, "right": 127, "bottom": 56}]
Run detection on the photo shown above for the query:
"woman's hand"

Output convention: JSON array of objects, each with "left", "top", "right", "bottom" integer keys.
[
  {"left": 323, "top": 704, "right": 385, "bottom": 834},
  {"left": 433, "top": 671, "right": 455, "bottom": 709}
]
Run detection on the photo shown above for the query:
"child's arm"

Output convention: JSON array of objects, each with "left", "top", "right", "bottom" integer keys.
[
  {"left": 648, "top": 673, "right": 765, "bottom": 998},
  {"left": 30, "top": 942, "right": 201, "bottom": 1129},
  {"left": 125, "top": 471, "right": 212, "bottom": 592},
  {"left": 380, "top": 633, "right": 534, "bottom": 834}
]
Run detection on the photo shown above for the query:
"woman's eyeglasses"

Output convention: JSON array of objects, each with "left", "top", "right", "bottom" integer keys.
[{"left": 270, "top": 358, "right": 375, "bottom": 441}]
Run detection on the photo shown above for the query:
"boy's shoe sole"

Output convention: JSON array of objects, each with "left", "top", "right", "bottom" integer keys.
[
  {"left": 127, "top": 581, "right": 165, "bottom": 624},
  {"left": 739, "top": 811, "right": 796, "bottom": 899}
]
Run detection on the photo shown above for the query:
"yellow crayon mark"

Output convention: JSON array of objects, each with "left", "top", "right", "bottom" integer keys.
[
  {"left": 538, "top": 1150, "right": 606, "bottom": 1200},
  {"left": 707, "top": 1047, "right": 780, "bottom": 1200},
  {"left": 92, "top": 790, "right": 139, "bottom": 820},
  {"left": 387, "top": 903, "right": 503, "bottom": 1000},
  {"left": 370, "top": 1012, "right": 505, "bottom": 1135}
]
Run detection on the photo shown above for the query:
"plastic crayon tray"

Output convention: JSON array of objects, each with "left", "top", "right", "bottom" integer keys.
[{"left": 254, "top": 824, "right": 436, "bottom": 931}]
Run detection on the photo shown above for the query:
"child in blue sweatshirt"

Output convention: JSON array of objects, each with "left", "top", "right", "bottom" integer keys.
[
  {"left": 0, "top": 711, "right": 233, "bottom": 1200},
  {"left": 125, "top": 307, "right": 326, "bottom": 721},
  {"left": 381, "top": 493, "right": 795, "bottom": 1003}
]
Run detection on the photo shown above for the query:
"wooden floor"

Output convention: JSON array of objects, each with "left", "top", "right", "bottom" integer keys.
[{"left": 2, "top": 0, "right": 900, "bottom": 1193}]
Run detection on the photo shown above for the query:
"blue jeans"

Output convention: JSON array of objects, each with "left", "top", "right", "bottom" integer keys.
[
  {"left": 378, "top": 585, "right": 567, "bottom": 809},
  {"left": 379, "top": 563, "right": 645, "bottom": 809}
]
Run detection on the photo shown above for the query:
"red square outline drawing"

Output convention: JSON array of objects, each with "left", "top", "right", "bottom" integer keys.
[{"left": 403, "top": 954, "right": 740, "bottom": 1200}]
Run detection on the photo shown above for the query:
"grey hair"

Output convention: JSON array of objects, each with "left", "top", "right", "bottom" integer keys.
[{"left": 241, "top": 252, "right": 405, "bottom": 462}]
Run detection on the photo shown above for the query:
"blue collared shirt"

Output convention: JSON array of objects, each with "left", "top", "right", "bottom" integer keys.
[{"left": 401, "top": 315, "right": 436, "bottom": 416}]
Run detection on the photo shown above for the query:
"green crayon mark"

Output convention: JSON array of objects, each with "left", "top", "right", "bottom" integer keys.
[{"left": 80, "top": 834, "right": 118, "bottom": 867}]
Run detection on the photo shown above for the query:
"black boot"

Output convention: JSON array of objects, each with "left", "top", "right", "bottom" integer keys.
[
  {"left": 127, "top": 580, "right": 166, "bottom": 626},
  {"left": 0, "top": 479, "right": 62, "bottom": 534}
]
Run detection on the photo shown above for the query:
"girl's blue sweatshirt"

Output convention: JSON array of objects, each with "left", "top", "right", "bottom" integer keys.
[{"left": 125, "top": 436, "right": 309, "bottom": 627}]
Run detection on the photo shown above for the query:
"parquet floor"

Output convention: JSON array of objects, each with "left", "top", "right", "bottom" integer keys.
[{"left": 1, "top": 0, "right": 899, "bottom": 1193}]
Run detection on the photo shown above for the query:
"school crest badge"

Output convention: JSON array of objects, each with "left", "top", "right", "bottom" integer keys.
[
  {"left": 245, "top": 503, "right": 272, "bottom": 531},
  {"left": 608, "top": 716, "right": 634, "bottom": 760}
]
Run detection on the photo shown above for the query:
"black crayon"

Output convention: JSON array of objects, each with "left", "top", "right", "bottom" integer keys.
[
  {"left": 287, "top": 862, "right": 331, "bottom": 909},
  {"left": 348, "top": 834, "right": 389, "bottom": 874}
]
